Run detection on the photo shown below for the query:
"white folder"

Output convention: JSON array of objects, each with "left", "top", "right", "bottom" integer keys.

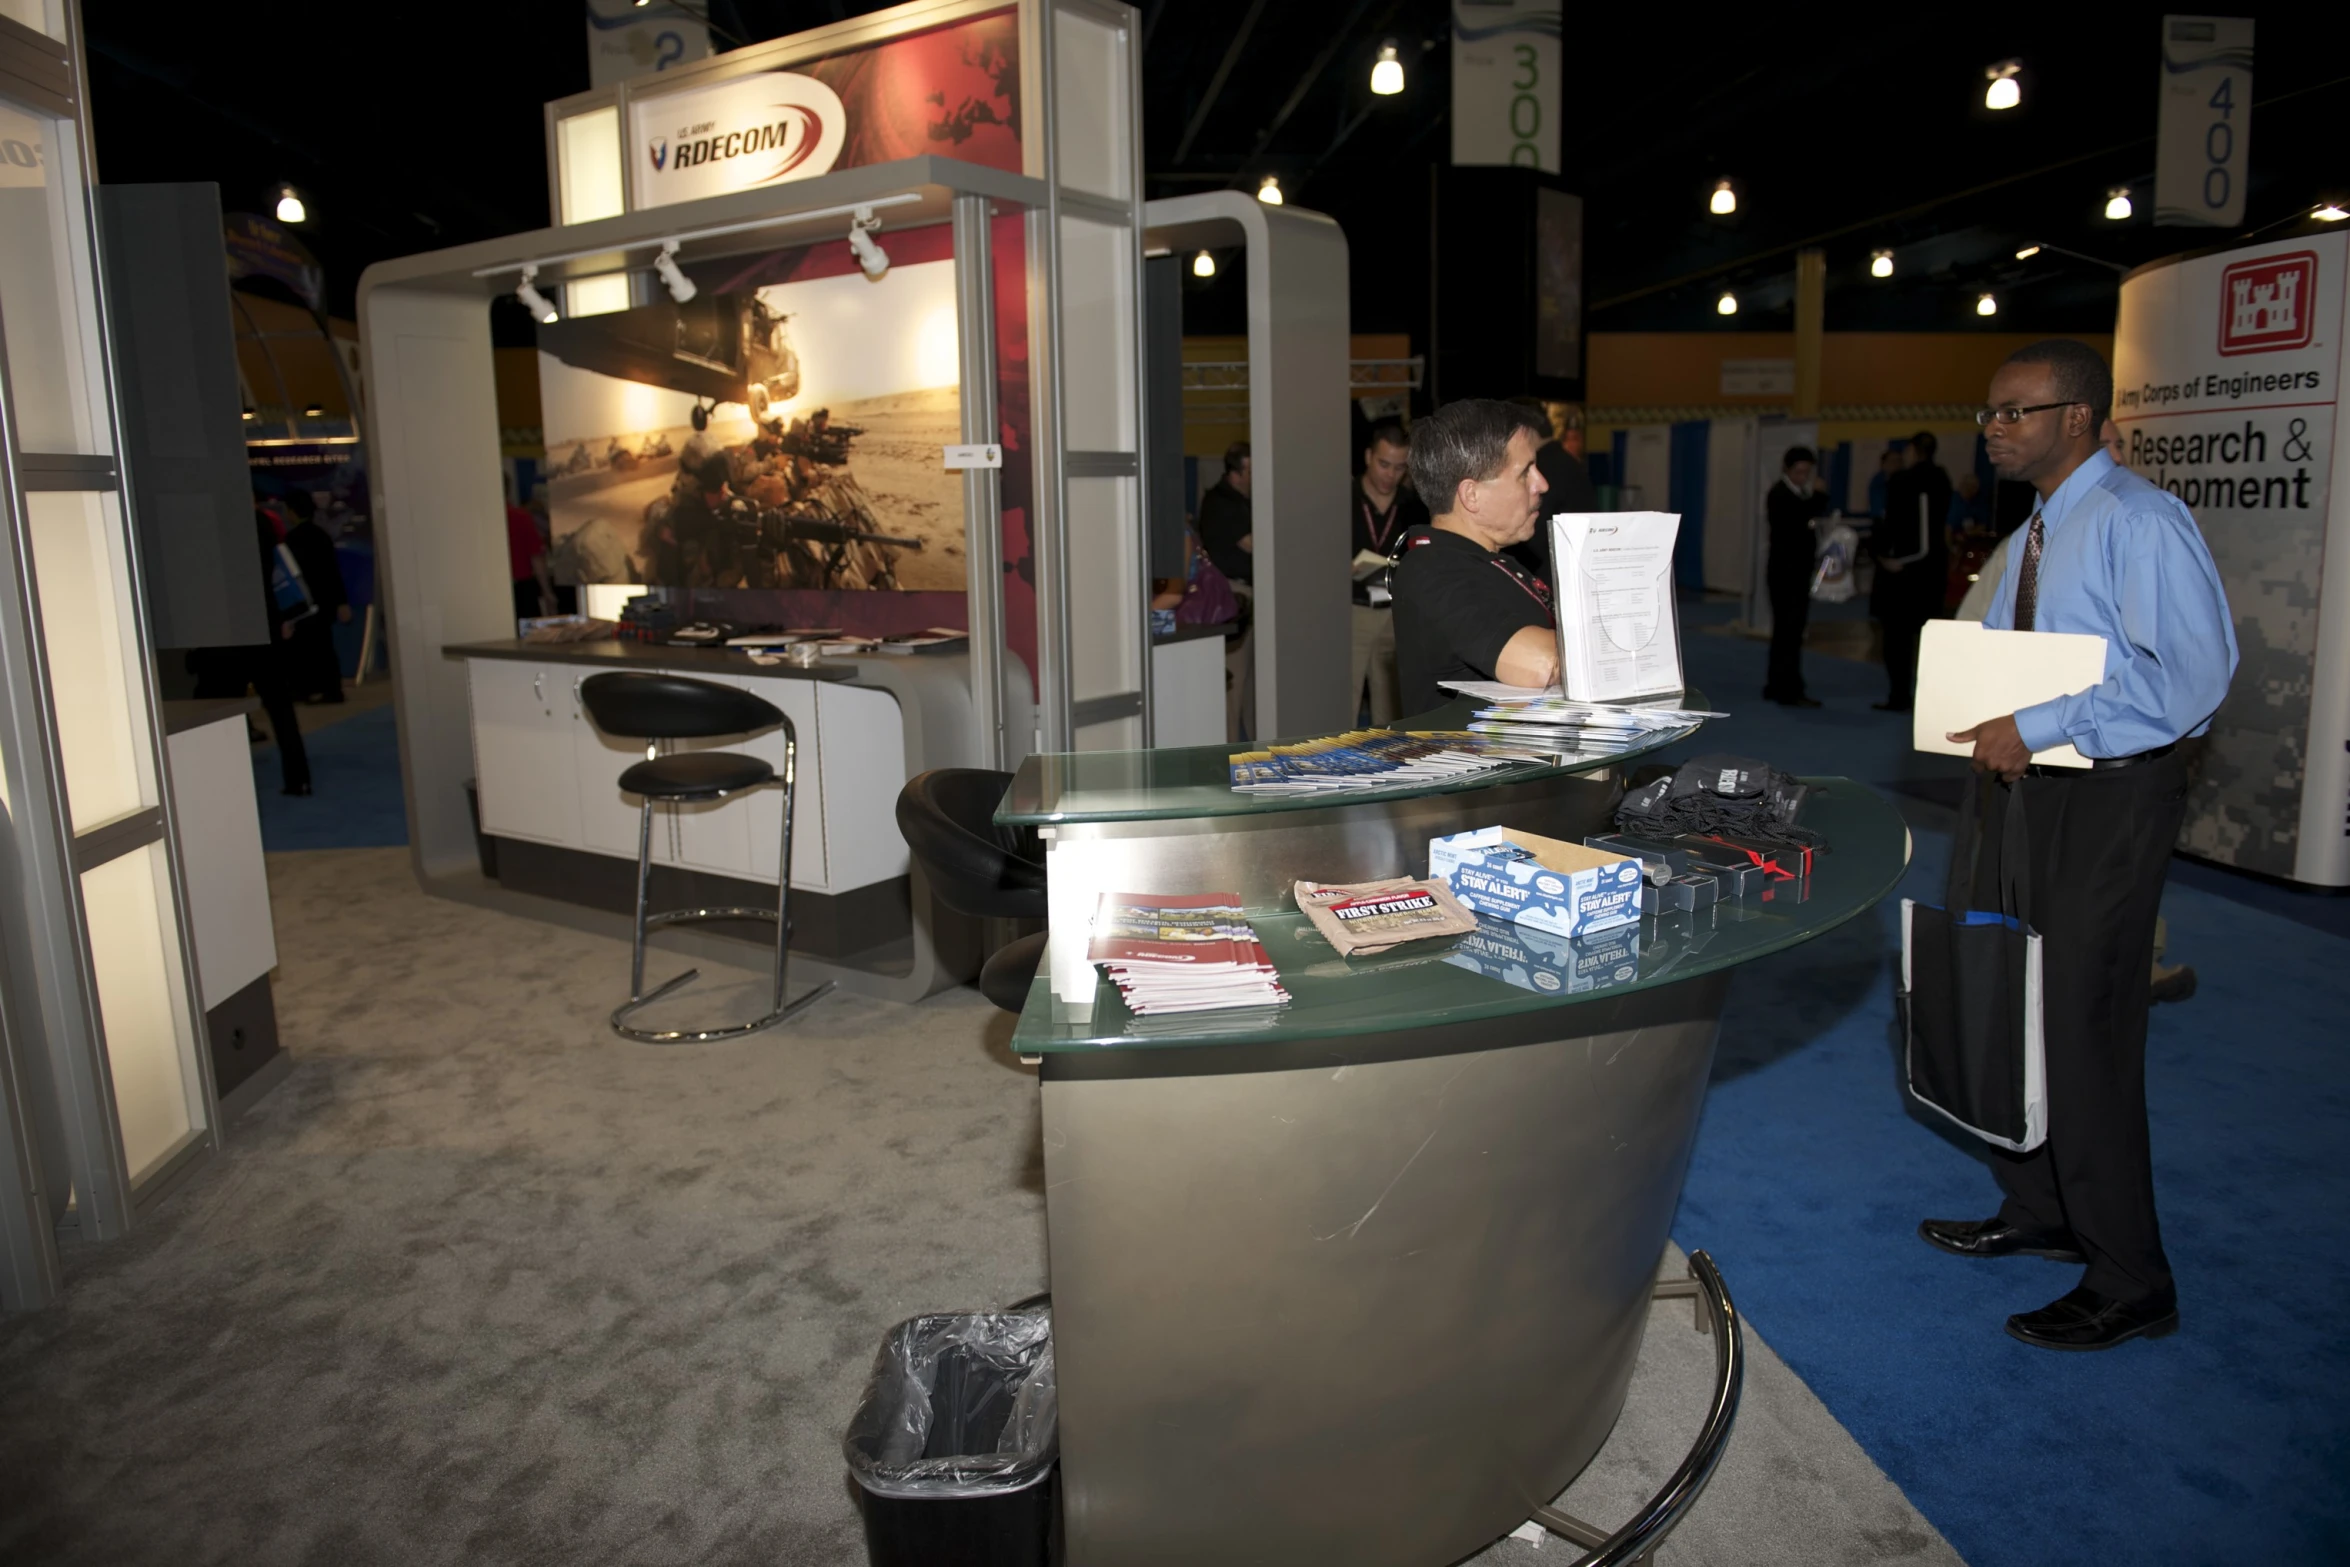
[{"left": 1913, "top": 620, "right": 2108, "bottom": 770}]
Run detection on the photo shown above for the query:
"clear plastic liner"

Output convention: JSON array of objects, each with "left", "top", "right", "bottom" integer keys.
[{"left": 842, "top": 1311, "right": 1058, "bottom": 1499}]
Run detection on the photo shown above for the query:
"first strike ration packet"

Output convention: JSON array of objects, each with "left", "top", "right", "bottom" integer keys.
[{"left": 1294, "top": 876, "right": 1480, "bottom": 958}]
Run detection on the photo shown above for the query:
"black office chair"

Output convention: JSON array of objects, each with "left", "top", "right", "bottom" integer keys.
[
  {"left": 895, "top": 769, "right": 1048, "bottom": 1013},
  {"left": 579, "top": 672, "right": 833, "bottom": 1042}
]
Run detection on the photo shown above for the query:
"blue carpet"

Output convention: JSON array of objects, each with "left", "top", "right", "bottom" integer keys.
[
  {"left": 1668, "top": 597, "right": 2350, "bottom": 1565},
  {"left": 251, "top": 703, "right": 409, "bottom": 851}
]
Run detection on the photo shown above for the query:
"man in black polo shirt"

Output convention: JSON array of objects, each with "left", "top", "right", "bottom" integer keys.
[{"left": 1391, "top": 399, "right": 1556, "bottom": 715}]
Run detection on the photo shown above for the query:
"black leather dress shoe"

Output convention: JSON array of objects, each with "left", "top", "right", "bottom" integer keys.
[
  {"left": 2006, "top": 1285, "right": 2179, "bottom": 1352},
  {"left": 1918, "top": 1216, "right": 2085, "bottom": 1264}
]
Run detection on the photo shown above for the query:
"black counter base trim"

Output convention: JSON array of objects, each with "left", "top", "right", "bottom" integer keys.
[{"left": 205, "top": 973, "right": 282, "bottom": 1102}]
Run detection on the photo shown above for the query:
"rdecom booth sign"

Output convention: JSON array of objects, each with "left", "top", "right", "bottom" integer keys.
[{"left": 630, "top": 72, "right": 848, "bottom": 207}]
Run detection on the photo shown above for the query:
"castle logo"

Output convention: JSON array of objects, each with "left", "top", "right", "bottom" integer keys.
[{"left": 2217, "top": 252, "right": 2318, "bottom": 356}]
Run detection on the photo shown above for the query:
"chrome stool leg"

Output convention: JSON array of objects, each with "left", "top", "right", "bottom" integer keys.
[{"left": 610, "top": 726, "right": 834, "bottom": 1043}]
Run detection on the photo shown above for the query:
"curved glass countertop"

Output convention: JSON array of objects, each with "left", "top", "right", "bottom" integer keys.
[
  {"left": 1010, "top": 776, "right": 1910, "bottom": 1053},
  {"left": 995, "top": 692, "right": 1709, "bottom": 826}
]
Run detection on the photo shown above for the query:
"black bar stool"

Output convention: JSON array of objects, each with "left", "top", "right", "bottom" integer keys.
[
  {"left": 578, "top": 671, "right": 833, "bottom": 1042},
  {"left": 895, "top": 769, "right": 1048, "bottom": 1013}
]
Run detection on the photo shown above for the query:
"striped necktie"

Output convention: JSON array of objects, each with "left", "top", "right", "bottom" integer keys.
[{"left": 2013, "top": 510, "right": 2045, "bottom": 633}]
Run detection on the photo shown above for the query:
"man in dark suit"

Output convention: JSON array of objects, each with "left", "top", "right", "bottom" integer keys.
[
  {"left": 1871, "top": 431, "right": 1952, "bottom": 711},
  {"left": 1763, "top": 445, "right": 1831, "bottom": 706}
]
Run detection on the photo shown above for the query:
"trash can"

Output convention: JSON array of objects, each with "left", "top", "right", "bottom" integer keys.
[{"left": 842, "top": 1309, "right": 1058, "bottom": 1567}]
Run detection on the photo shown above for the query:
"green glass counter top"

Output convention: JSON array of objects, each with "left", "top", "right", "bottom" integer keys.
[
  {"left": 1009, "top": 776, "right": 1909, "bottom": 1053},
  {"left": 994, "top": 692, "right": 1709, "bottom": 826}
]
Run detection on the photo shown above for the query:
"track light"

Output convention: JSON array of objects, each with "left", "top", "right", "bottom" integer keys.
[
  {"left": 1709, "top": 180, "right": 1737, "bottom": 216},
  {"left": 848, "top": 206, "right": 890, "bottom": 279},
  {"left": 1192, "top": 249, "right": 1216, "bottom": 279},
  {"left": 1870, "top": 249, "right": 1894, "bottom": 279},
  {"left": 516, "top": 265, "right": 558, "bottom": 324},
  {"left": 1371, "top": 41, "right": 1403, "bottom": 96},
  {"left": 2104, "top": 186, "right": 2133, "bottom": 221},
  {"left": 274, "top": 183, "right": 306, "bottom": 224},
  {"left": 1976, "top": 292, "right": 1999, "bottom": 317},
  {"left": 2317, "top": 201, "right": 2350, "bottom": 223},
  {"left": 2015, "top": 244, "right": 2042, "bottom": 259},
  {"left": 1258, "top": 175, "right": 1284, "bottom": 206},
  {"left": 302, "top": 403, "right": 324, "bottom": 418},
  {"left": 241, "top": 408, "right": 255, "bottom": 422},
  {"left": 1985, "top": 60, "right": 2021, "bottom": 111},
  {"left": 1716, "top": 291, "right": 1738, "bottom": 316},
  {"left": 653, "top": 240, "right": 696, "bottom": 303}
]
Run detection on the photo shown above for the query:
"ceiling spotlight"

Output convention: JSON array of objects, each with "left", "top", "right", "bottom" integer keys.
[
  {"left": 240, "top": 408, "right": 255, "bottom": 422},
  {"left": 1976, "top": 292, "right": 1999, "bottom": 317},
  {"left": 2015, "top": 243, "right": 2043, "bottom": 259},
  {"left": 1870, "top": 249, "right": 1894, "bottom": 279},
  {"left": 274, "top": 183, "right": 306, "bottom": 224},
  {"left": 302, "top": 403, "right": 324, "bottom": 418},
  {"left": 1258, "top": 175, "right": 1284, "bottom": 206},
  {"left": 1371, "top": 40, "right": 1404, "bottom": 96},
  {"left": 2104, "top": 186, "right": 2133, "bottom": 221},
  {"left": 1192, "top": 249, "right": 1216, "bottom": 279},
  {"left": 2316, "top": 201, "right": 2350, "bottom": 223},
  {"left": 1985, "top": 60, "right": 2022, "bottom": 111},
  {"left": 848, "top": 206, "right": 890, "bottom": 279},
  {"left": 653, "top": 240, "right": 696, "bottom": 303},
  {"left": 515, "top": 265, "right": 558, "bottom": 325},
  {"left": 1716, "top": 291, "right": 1738, "bottom": 316},
  {"left": 1709, "top": 180, "right": 1737, "bottom": 216}
]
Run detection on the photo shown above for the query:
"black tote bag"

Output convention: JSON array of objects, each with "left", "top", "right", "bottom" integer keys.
[{"left": 1898, "top": 774, "right": 2046, "bottom": 1152}]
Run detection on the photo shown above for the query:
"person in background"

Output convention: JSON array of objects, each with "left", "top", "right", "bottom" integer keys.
[
  {"left": 1197, "top": 441, "right": 1254, "bottom": 587},
  {"left": 1763, "top": 445, "right": 1830, "bottom": 708},
  {"left": 1928, "top": 339, "right": 2236, "bottom": 1351},
  {"left": 279, "top": 489, "right": 350, "bottom": 704},
  {"left": 1391, "top": 399, "right": 1555, "bottom": 713},
  {"left": 190, "top": 504, "right": 312, "bottom": 795},
  {"left": 507, "top": 473, "right": 554, "bottom": 624},
  {"left": 1870, "top": 431, "right": 1952, "bottom": 712},
  {"left": 1350, "top": 419, "right": 1424, "bottom": 725},
  {"left": 1868, "top": 446, "right": 1902, "bottom": 523}
]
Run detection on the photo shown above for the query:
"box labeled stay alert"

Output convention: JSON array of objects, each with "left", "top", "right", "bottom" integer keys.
[{"left": 1427, "top": 827, "right": 1644, "bottom": 942}]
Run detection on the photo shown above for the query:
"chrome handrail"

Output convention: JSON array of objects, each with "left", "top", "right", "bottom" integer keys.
[{"left": 1530, "top": 1250, "right": 1745, "bottom": 1567}]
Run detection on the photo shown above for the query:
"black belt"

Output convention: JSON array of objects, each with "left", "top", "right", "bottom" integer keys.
[{"left": 2027, "top": 742, "right": 2175, "bottom": 779}]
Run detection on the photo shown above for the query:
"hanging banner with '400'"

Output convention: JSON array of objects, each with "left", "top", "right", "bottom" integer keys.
[
  {"left": 2114, "top": 231, "right": 2350, "bottom": 887},
  {"left": 1451, "top": 0, "right": 1559, "bottom": 173},
  {"left": 2154, "top": 15, "right": 2251, "bottom": 229}
]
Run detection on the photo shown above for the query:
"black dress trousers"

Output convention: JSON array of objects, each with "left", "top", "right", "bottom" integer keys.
[
  {"left": 1969, "top": 753, "right": 2189, "bottom": 1305},
  {"left": 1764, "top": 544, "right": 1812, "bottom": 701}
]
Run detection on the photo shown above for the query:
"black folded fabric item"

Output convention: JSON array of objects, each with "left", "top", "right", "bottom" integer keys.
[{"left": 1614, "top": 753, "right": 1822, "bottom": 849}]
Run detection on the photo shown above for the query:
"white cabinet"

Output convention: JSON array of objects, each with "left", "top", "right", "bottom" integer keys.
[
  {"left": 468, "top": 660, "right": 580, "bottom": 845},
  {"left": 466, "top": 657, "right": 906, "bottom": 893}
]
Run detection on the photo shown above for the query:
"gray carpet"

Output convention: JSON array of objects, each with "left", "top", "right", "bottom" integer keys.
[{"left": 0, "top": 848, "right": 1959, "bottom": 1566}]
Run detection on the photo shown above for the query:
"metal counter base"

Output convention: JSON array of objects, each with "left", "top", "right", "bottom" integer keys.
[{"left": 1039, "top": 973, "right": 1731, "bottom": 1567}]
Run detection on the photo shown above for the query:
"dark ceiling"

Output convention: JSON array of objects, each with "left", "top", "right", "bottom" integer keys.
[{"left": 83, "top": 1, "right": 2347, "bottom": 344}]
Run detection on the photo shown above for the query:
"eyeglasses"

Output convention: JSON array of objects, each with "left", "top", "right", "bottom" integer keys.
[{"left": 1975, "top": 401, "right": 2079, "bottom": 428}]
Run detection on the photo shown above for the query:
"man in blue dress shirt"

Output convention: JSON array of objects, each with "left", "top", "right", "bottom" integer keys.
[{"left": 1926, "top": 339, "right": 2237, "bottom": 1352}]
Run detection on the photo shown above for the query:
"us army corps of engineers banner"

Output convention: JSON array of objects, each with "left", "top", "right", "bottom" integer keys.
[{"left": 2113, "top": 230, "right": 2350, "bottom": 887}]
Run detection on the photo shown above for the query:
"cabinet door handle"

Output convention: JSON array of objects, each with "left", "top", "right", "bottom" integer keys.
[{"left": 532, "top": 672, "right": 545, "bottom": 705}]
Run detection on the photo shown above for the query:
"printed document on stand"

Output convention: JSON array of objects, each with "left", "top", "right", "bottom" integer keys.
[{"left": 1549, "top": 511, "right": 1684, "bottom": 702}]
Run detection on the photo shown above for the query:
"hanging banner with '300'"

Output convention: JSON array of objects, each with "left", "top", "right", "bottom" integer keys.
[
  {"left": 1451, "top": 0, "right": 1559, "bottom": 173},
  {"left": 2154, "top": 15, "right": 2252, "bottom": 228}
]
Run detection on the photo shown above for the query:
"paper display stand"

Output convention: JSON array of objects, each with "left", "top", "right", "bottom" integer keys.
[{"left": 1548, "top": 511, "right": 1685, "bottom": 703}]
